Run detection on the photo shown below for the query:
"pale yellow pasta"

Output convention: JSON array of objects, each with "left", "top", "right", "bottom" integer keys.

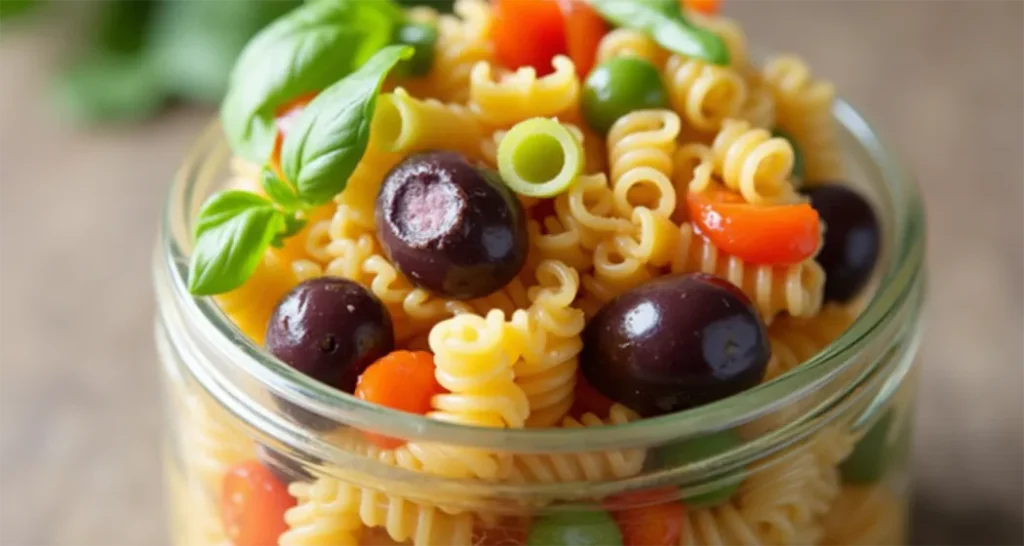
[
  {"left": 181, "top": 392, "right": 255, "bottom": 493},
  {"left": 822, "top": 485, "right": 905, "bottom": 546},
  {"left": 606, "top": 110, "right": 680, "bottom": 216},
  {"left": 689, "top": 11, "right": 750, "bottom": 73},
  {"left": 710, "top": 118, "right": 798, "bottom": 205},
  {"left": 505, "top": 404, "right": 646, "bottom": 484},
  {"left": 672, "top": 223, "right": 824, "bottom": 323},
  {"left": 664, "top": 55, "right": 748, "bottom": 133},
  {"left": 429, "top": 310, "right": 529, "bottom": 428},
  {"left": 763, "top": 55, "right": 843, "bottom": 182},
  {"left": 681, "top": 445, "right": 840, "bottom": 546},
  {"left": 766, "top": 305, "right": 857, "bottom": 380},
  {"left": 469, "top": 56, "right": 580, "bottom": 127},
  {"left": 578, "top": 206, "right": 676, "bottom": 312},
  {"left": 672, "top": 143, "right": 715, "bottom": 217},
  {"left": 281, "top": 477, "right": 474, "bottom": 546},
  {"left": 400, "top": 0, "right": 493, "bottom": 103},
  {"left": 564, "top": 173, "right": 633, "bottom": 242},
  {"left": 508, "top": 260, "right": 584, "bottom": 427},
  {"left": 373, "top": 87, "right": 487, "bottom": 161},
  {"left": 738, "top": 72, "right": 777, "bottom": 130},
  {"left": 595, "top": 28, "right": 669, "bottom": 68}
]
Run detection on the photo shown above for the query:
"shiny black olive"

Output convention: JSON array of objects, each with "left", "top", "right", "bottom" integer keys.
[
  {"left": 266, "top": 277, "right": 394, "bottom": 393},
  {"left": 804, "top": 184, "right": 880, "bottom": 303},
  {"left": 375, "top": 151, "right": 528, "bottom": 300},
  {"left": 579, "top": 273, "right": 769, "bottom": 417}
]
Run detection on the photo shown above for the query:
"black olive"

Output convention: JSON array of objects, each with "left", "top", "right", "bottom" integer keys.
[
  {"left": 376, "top": 151, "right": 528, "bottom": 300},
  {"left": 579, "top": 273, "right": 770, "bottom": 417},
  {"left": 805, "top": 184, "right": 880, "bottom": 303},
  {"left": 266, "top": 277, "right": 394, "bottom": 428}
]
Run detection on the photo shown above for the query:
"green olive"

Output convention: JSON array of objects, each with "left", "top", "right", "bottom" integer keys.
[
  {"left": 840, "top": 410, "right": 897, "bottom": 484},
  {"left": 526, "top": 510, "right": 623, "bottom": 546},
  {"left": 581, "top": 57, "right": 669, "bottom": 135},
  {"left": 771, "top": 128, "right": 804, "bottom": 182},
  {"left": 653, "top": 429, "right": 745, "bottom": 507},
  {"left": 391, "top": 21, "right": 437, "bottom": 78}
]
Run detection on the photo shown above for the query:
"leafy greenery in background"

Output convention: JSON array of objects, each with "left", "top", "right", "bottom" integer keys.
[
  {"left": 2, "top": 0, "right": 457, "bottom": 125},
  {"left": 0, "top": 0, "right": 45, "bottom": 21}
]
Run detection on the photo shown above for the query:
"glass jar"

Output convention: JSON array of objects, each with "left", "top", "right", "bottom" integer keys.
[{"left": 153, "top": 98, "right": 925, "bottom": 546}]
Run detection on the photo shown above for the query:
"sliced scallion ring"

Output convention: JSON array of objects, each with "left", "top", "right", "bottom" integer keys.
[{"left": 497, "top": 117, "right": 584, "bottom": 198}]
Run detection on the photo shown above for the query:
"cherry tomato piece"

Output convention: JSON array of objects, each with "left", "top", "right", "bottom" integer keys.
[
  {"left": 606, "top": 488, "right": 686, "bottom": 546},
  {"left": 686, "top": 184, "right": 820, "bottom": 266},
  {"left": 558, "top": 0, "right": 608, "bottom": 78},
  {"left": 355, "top": 351, "right": 446, "bottom": 448},
  {"left": 221, "top": 461, "right": 296, "bottom": 546},
  {"left": 493, "top": 0, "right": 567, "bottom": 75}
]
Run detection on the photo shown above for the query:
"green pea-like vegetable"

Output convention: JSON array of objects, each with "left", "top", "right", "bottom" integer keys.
[
  {"left": 653, "top": 429, "right": 745, "bottom": 507},
  {"left": 391, "top": 20, "right": 438, "bottom": 78},
  {"left": 497, "top": 117, "right": 584, "bottom": 197},
  {"left": 581, "top": 57, "right": 669, "bottom": 135},
  {"left": 527, "top": 510, "right": 624, "bottom": 546},
  {"left": 840, "top": 410, "right": 896, "bottom": 484},
  {"left": 772, "top": 128, "right": 805, "bottom": 182}
]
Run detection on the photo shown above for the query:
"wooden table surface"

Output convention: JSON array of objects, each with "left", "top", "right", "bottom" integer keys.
[{"left": 1, "top": 2, "right": 1021, "bottom": 544}]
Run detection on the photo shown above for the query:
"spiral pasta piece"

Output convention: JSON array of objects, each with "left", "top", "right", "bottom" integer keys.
[
  {"left": 400, "top": 0, "right": 493, "bottom": 103},
  {"left": 664, "top": 55, "right": 748, "bottom": 133},
  {"left": 681, "top": 445, "right": 840, "bottom": 546},
  {"left": 181, "top": 394, "right": 255, "bottom": 493},
  {"left": 505, "top": 404, "right": 646, "bottom": 484},
  {"left": 595, "top": 28, "right": 669, "bottom": 68},
  {"left": 766, "top": 305, "right": 857, "bottom": 380},
  {"left": 563, "top": 173, "right": 634, "bottom": 243},
  {"left": 672, "top": 223, "right": 824, "bottom": 323},
  {"left": 373, "top": 87, "right": 487, "bottom": 161},
  {"left": 710, "top": 118, "right": 797, "bottom": 205},
  {"left": 469, "top": 56, "right": 580, "bottom": 127},
  {"left": 429, "top": 310, "right": 530, "bottom": 428},
  {"left": 281, "top": 477, "right": 474, "bottom": 546},
  {"left": 508, "top": 260, "right": 584, "bottom": 427},
  {"left": 822, "top": 485, "right": 905, "bottom": 546},
  {"left": 606, "top": 110, "right": 680, "bottom": 217},
  {"left": 738, "top": 72, "right": 777, "bottom": 130},
  {"left": 763, "top": 55, "right": 842, "bottom": 182}
]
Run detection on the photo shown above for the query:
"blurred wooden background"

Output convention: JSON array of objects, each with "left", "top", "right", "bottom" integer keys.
[{"left": 1, "top": 1, "right": 1021, "bottom": 544}]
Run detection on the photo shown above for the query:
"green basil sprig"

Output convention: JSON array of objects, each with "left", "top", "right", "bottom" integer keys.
[
  {"left": 587, "top": 0, "right": 730, "bottom": 66},
  {"left": 188, "top": 45, "right": 413, "bottom": 296},
  {"left": 220, "top": 0, "right": 402, "bottom": 163}
]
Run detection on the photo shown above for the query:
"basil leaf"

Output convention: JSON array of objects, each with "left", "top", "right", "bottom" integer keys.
[
  {"left": 260, "top": 168, "right": 305, "bottom": 211},
  {"left": 221, "top": 0, "right": 400, "bottom": 163},
  {"left": 588, "top": 0, "right": 730, "bottom": 66},
  {"left": 281, "top": 45, "right": 413, "bottom": 205},
  {"left": 188, "top": 190, "right": 286, "bottom": 295},
  {"left": 272, "top": 216, "right": 308, "bottom": 248}
]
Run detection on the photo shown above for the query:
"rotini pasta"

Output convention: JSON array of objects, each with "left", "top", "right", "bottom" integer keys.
[
  {"left": 709, "top": 118, "right": 798, "bottom": 205},
  {"left": 505, "top": 404, "right": 646, "bottom": 484},
  {"left": 763, "top": 55, "right": 843, "bottom": 182},
  {"left": 606, "top": 110, "right": 680, "bottom": 218},
  {"left": 469, "top": 56, "right": 580, "bottom": 127},
  {"left": 281, "top": 477, "right": 474, "bottom": 546},
  {"left": 766, "top": 305, "right": 857, "bottom": 380},
  {"left": 508, "top": 260, "right": 584, "bottom": 427},
  {"left": 595, "top": 28, "right": 669, "bottom": 68},
  {"left": 664, "top": 55, "right": 748, "bottom": 133},
  {"left": 400, "top": 0, "right": 493, "bottom": 103},
  {"left": 681, "top": 444, "right": 840, "bottom": 546},
  {"left": 672, "top": 223, "right": 825, "bottom": 323}
]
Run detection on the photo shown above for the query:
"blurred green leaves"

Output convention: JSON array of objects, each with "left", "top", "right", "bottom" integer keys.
[
  {"left": 12, "top": 0, "right": 457, "bottom": 125},
  {"left": 0, "top": 0, "right": 45, "bottom": 22},
  {"left": 49, "top": 0, "right": 302, "bottom": 124}
]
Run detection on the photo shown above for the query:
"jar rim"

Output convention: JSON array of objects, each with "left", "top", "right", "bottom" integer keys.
[{"left": 157, "top": 98, "right": 925, "bottom": 454}]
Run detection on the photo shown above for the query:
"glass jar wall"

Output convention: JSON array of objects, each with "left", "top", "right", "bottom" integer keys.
[{"left": 153, "top": 97, "right": 925, "bottom": 546}]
